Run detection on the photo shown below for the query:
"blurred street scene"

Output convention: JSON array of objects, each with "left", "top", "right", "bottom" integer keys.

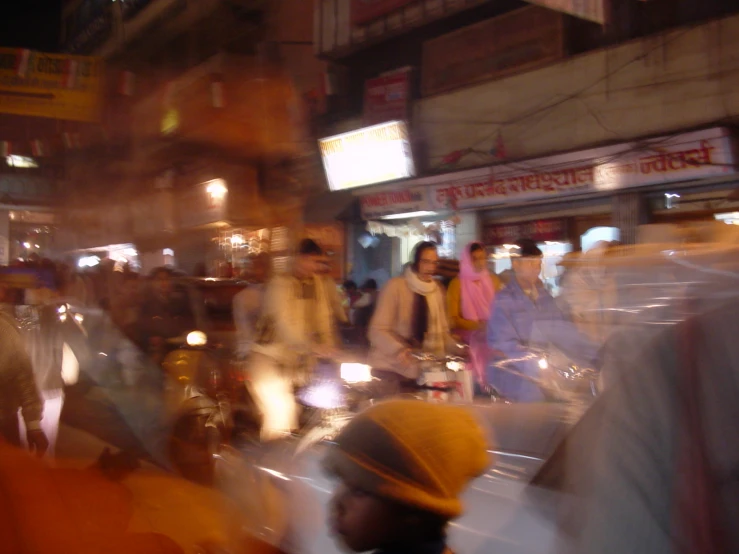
[{"left": 1, "top": 0, "right": 738, "bottom": 553}]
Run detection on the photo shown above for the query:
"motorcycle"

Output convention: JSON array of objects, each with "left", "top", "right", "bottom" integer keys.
[
  {"left": 162, "top": 330, "right": 259, "bottom": 484},
  {"left": 489, "top": 346, "right": 599, "bottom": 409},
  {"left": 293, "top": 348, "right": 477, "bottom": 451}
]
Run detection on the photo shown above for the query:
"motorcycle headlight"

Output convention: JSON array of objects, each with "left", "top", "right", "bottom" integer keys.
[
  {"left": 340, "top": 363, "right": 372, "bottom": 384},
  {"left": 74, "top": 313, "right": 84, "bottom": 324},
  {"left": 446, "top": 360, "right": 465, "bottom": 372},
  {"left": 298, "top": 381, "right": 346, "bottom": 409},
  {"left": 538, "top": 358, "right": 549, "bottom": 370},
  {"left": 186, "top": 331, "right": 208, "bottom": 347}
]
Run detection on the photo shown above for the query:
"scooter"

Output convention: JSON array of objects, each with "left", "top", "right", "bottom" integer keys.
[{"left": 162, "top": 330, "right": 259, "bottom": 484}]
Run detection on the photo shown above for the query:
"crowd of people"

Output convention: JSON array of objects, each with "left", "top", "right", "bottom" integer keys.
[
  {"left": 227, "top": 235, "right": 611, "bottom": 438},
  {"left": 0, "top": 233, "right": 622, "bottom": 453},
  {"left": 1, "top": 235, "right": 737, "bottom": 554}
]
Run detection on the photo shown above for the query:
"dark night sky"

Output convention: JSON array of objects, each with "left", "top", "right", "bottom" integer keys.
[{"left": 0, "top": 0, "right": 62, "bottom": 52}]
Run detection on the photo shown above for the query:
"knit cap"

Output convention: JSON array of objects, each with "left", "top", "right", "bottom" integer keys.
[{"left": 323, "top": 399, "right": 490, "bottom": 519}]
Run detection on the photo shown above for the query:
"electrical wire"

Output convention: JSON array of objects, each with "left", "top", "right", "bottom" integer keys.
[{"left": 426, "top": 25, "right": 703, "bottom": 169}]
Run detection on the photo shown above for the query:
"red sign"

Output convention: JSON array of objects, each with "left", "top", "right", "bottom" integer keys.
[
  {"left": 363, "top": 70, "right": 410, "bottom": 125},
  {"left": 483, "top": 219, "right": 567, "bottom": 246},
  {"left": 351, "top": 0, "right": 416, "bottom": 26}
]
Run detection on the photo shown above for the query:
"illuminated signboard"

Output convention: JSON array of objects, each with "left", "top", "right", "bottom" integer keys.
[{"left": 319, "top": 121, "right": 416, "bottom": 192}]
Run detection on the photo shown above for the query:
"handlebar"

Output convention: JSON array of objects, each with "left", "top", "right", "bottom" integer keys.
[{"left": 409, "top": 349, "right": 467, "bottom": 365}]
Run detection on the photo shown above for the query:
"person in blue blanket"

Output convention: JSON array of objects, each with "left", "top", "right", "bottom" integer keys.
[{"left": 487, "top": 239, "right": 598, "bottom": 402}]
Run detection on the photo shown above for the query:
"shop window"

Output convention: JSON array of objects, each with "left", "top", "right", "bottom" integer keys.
[{"left": 580, "top": 226, "right": 620, "bottom": 252}]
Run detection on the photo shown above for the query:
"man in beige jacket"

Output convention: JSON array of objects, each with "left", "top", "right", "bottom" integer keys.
[
  {"left": 250, "top": 239, "right": 344, "bottom": 439},
  {"left": 368, "top": 241, "right": 456, "bottom": 381}
]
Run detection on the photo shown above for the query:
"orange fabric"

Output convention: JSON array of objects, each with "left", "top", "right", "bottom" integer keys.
[{"left": 0, "top": 440, "right": 184, "bottom": 554}]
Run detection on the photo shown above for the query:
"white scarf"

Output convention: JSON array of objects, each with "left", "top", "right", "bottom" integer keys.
[{"left": 404, "top": 267, "right": 446, "bottom": 356}]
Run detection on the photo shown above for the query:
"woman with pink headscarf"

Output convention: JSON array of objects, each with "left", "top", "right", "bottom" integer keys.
[{"left": 447, "top": 242, "right": 502, "bottom": 386}]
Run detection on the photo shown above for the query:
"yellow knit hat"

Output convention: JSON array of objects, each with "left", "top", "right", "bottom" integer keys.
[{"left": 323, "top": 399, "right": 490, "bottom": 519}]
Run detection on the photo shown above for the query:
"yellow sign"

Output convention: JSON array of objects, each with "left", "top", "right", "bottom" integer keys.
[
  {"left": 161, "top": 108, "right": 180, "bottom": 136},
  {"left": 0, "top": 48, "right": 102, "bottom": 122}
]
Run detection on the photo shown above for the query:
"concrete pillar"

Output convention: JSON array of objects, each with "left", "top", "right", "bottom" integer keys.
[
  {"left": 0, "top": 210, "right": 9, "bottom": 265},
  {"left": 454, "top": 211, "right": 481, "bottom": 258},
  {"left": 612, "top": 192, "right": 648, "bottom": 245}
]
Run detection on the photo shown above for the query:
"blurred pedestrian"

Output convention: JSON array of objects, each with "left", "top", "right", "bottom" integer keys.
[
  {"left": 0, "top": 283, "right": 48, "bottom": 455},
  {"left": 351, "top": 279, "right": 378, "bottom": 346},
  {"left": 554, "top": 293, "right": 739, "bottom": 554},
  {"left": 110, "top": 272, "right": 141, "bottom": 341},
  {"left": 16, "top": 273, "right": 65, "bottom": 457},
  {"left": 137, "top": 267, "right": 195, "bottom": 365},
  {"left": 250, "top": 239, "right": 342, "bottom": 439},
  {"left": 323, "top": 399, "right": 489, "bottom": 554},
  {"left": 447, "top": 242, "right": 502, "bottom": 387},
  {"left": 233, "top": 253, "right": 271, "bottom": 356},
  {"left": 343, "top": 280, "right": 360, "bottom": 307},
  {"left": 319, "top": 253, "right": 350, "bottom": 328},
  {"left": 560, "top": 242, "right": 618, "bottom": 345}
]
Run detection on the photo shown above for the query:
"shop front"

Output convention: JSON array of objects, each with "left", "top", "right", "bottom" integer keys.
[
  {"left": 60, "top": 205, "right": 137, "bottom": 270},
  {"left": 174, "top": 171, "right": 290, "bottom": 277},
  {"left": 355, "top": 126, "right": 738, "bottom": 275},
  {"left": 3, "top": 210, "right": 57, "bottom": 264}
]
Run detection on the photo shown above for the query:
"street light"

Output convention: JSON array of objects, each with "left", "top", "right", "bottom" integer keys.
[{"left": 206, "top": 179, "right": 228, "bottom": 201}]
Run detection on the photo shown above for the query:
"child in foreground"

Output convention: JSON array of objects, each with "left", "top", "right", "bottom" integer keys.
[{"left": 323, "top": 399, "right": 490, "bottom": 554}]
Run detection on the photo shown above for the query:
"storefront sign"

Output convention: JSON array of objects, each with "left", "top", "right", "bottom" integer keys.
[
  {"left": 8, "top": 211, "right": 56, "bottom": 225},
  {"left": 319, "top": 121, "right": 416, "bottom": 191},
  {"left": 525, "top": 0, "right": 605, "bottom": 24},
  {"left": 422, "top": 6, "right": 564, "bottom": 96},
  {"left": 363, "top": 127, "right": 735, "bottom": 218},
  {"left": 364, "top": 70, "right": 411, "bottom": 125},
  {"left": 594, "top": 127, "right": 735, "bottom": 191},
  {"left": 360, "top": 187, "right": 430, "bottom": 219},
  {"left": 0, "top": 48, "right": 102, "bottom": 122},
  {"left": 430, "top": 127, "right": 735, "bottom": 211},
  {"left": 483, "top": 218, "right": 567, "bottom": 246},
  {"left": 430, "top": 159, "right": 595, "bottom": 211},
  {"left": 352, "top": 0, "right": 416, "bottom": 26}
]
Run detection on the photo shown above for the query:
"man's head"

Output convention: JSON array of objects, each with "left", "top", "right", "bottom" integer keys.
[
  {"left": 469, "top": 242, "right": 487, "bottom": 273},
  {"left": 511, "top": 238, "right": 543, "bottom": 288},
  {"left": 343, "top": 280, "right": 358, "bottom": 294},
  {"left": 323, "top": 400, "right": 489, "bottom": 552},
  {"left": 150, "top": 267, "right": 174, "bottom": 297},
  {"left": 294, "top": 238, "right": 324, "bottom": 279},
  {"left": 361, "top": 279, "right": 378, "bottom": 293},
  {"left": 411, "top": 241, "right": 439, "bottom": 283}
]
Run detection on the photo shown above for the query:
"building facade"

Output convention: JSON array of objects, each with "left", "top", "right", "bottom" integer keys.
[
  {"left": 58, "top": 0, "right": 332, "bottom": 275},
  {"left": 314, "top": 0, "right": 739, "bottom": 286}
]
